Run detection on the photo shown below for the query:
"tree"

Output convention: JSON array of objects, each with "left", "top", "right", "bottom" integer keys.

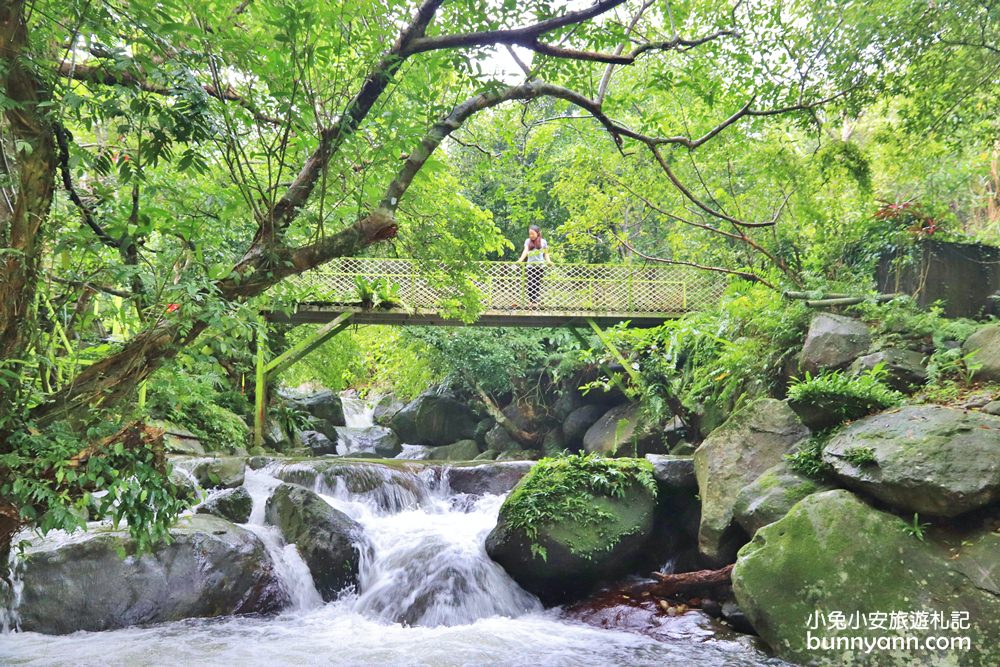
[{"left": 0, "top": 0, "right": 948, "bottom": 556}]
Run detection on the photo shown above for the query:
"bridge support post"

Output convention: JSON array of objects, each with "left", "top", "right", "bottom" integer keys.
[
  {"left": 254, "top": 315, "right": 268, "bottom": 452},
  {"left": 253, "top": 312, "right": 354, "bottom": 451}
]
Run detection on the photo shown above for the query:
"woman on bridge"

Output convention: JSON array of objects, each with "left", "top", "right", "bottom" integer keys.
[{"left": 516, "top": 225, "right": 552, "bottom": 307}]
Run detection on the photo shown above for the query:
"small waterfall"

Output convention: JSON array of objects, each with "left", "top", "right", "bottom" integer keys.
[
  {"left": 242, "top": 467, "right": 322, "bottom": 610},
  {"left": 1, "top": 548, "right": 23, "bottom": 633},
  {"left": 342, "top": 394, "right": 377, "bottom": 428}
]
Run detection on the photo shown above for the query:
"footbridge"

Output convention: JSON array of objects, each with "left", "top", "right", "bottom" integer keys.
[
  {"left": 253, "top": 258, "right": 725, "bottom": 447},
  {"left": 271, "top": 258, "right": 725, "bottom": 328}
]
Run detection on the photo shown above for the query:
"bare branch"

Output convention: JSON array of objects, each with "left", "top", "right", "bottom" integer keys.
[
  {"left": 54, "top": 124, "right": 118, "bottom": 249},
  {"left": 612, "top": 232, "right": 776, "bottom": 289}
]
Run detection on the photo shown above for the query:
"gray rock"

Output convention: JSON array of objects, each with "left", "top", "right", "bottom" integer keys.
[
  {"left": 733, "top": 490, "right": 1000, "bottom": 667},
  {"left": 196, "top": 486, "right": 252, "bottom": 524},
  {"left": 963, "top": 322, "right": 1000, "bottom": 382},
  {"left": 799, "top": 313, "right": 871, "bottom": 374},
  {"left": 262, "top": 418, "right": 290, "bottom": 452},
  {"left": 484, "top": 423, "right": 521, "bottom": 453},
  {"left": 265, "top": 483, "right": 365, "bottom": 601},
  {"left": 16, "top": 515, "right": 287, "bottom": 634},
  {"left": 333, "top": 425, "right": 401, "bottom": 458},
  {"left": 563, "top": 404, "right": 607, "bottom": 449},
  {"left": 497, "top": 449, "right": 542, "bottom": 461},
  {"left": 296, "top": 430, "right": 336, "bottom": 455},
  {"left": 823, "top": 405, "right": 1000, "bottom": 516},
  {"left": 582, "top": 403, "right": 665, "bottom": 457},
  {"left": 645, "top": 454, "right": 697, "bottom": 491},
  {"left": 283, "top": 389, "right": 346, "bottom": 428},
  {"left": 850, "top": 348, "right": 927, "bottom": 392},
  {"left": 425, "top": 439, "right": 481, "bottom": 461},
  {"left": 541, "top": 426, "right": 566, "bottom": 457},
  {"left": 190, "top": 457, "right": 246, "bottom": 489},
  {"left": 473, "top": 417, "right": 496, "bottom": 448},
  {"left": 693, "top": 399, "right": 810, "bottom": 564},
  {"left": 984, "top": 401, "right": 1000, "bottom": 416},
  {"left": 155, "top": 422, "right": 205, "bottom": 456},
  {"left": 444, "top": 461, "right": 535, "bottom": 495},
  {"left": 390, "top": 393, "right": 478, "bottom": 446},
  {"left": 372, "top": 394, "right": 405, "bottom": 426},
  {"left": 474, "top": 449, "right": 500, "bottom": 461},
  {"left": 732, "top": 461, "right": 832, "bottom": 536}
]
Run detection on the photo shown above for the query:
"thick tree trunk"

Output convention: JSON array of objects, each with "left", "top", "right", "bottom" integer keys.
[{"left": 0, "top": 1, "right": 57, "bottom": 416}]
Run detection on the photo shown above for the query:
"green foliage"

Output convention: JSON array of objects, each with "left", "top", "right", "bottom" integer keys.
[
  {"left": 902, "top": 513, "right": 931, "bottom": 542},
  {"left": 786, "top": 431, "right": 836, "bottom": 479},
  {"left": 589, "top": 281, "right": 810, "bottom": 427},
  {"left": 787, "top": 365, "right": 904, "bottom": 423},
  {"left": 145, "top": 368, "right": 249, "bottom": 453},
  {"left": 0, "top": 420, "right": 189, "bottom": 552},
  {"left": 842, "top": 446, "right": 878, "bottom": 466},
  {"left": 502, "top": 453, "right": 656, "bottom": 559}
]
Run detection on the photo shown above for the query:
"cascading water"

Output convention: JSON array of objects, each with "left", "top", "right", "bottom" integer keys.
[{"left": 1, "top": 395, "right": 787, "bottom": 666}]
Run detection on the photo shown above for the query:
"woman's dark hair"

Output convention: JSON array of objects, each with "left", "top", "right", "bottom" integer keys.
[{"left": 527, "top": 225, "right": 544, "bottom": 250}]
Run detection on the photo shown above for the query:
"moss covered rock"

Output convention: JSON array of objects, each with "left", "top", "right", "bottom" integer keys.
[
  {"left": 189, "top": 456, "right": 246, "bottom": 489},
  {"left": 390, "top": 393, "right": 478, "bottom": 446},
  {"left": 823, "top": 405, "right": 1000, "bottom": 517},
  {"left": 426, "top": 439, "right": 481, "bottom": 461},
  {"left": 265, "top": 483, "right": 366, "bottom": 601},
  {"left": 799, "top": 313, "right": 871, "bottom": 375},
  {"left": 733, "top": 490, "right": 1000, "bottom": 666},
  {"left": 963, "top": 322, "right": 1000, "bottom": 382},
  {"left": 694, "top": 398, "right": 810, "bottom": 564},
  {"left": 485, "top": 454, "right": 657, "bottom": 603},
  {"left": 733, "top": 461, "right": 832, "bottom": 536}
]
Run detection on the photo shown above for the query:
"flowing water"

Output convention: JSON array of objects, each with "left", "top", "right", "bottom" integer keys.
[{"left": 1, "top": 396, "right": 785, "bottom": 666}]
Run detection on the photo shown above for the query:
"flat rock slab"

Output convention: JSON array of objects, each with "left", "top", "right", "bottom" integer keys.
[{"left": 823, "top": 405, "right": 1000, "bottom": 517}]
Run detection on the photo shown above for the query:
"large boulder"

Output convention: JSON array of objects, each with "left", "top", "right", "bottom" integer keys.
[
  {"left": 372, "top": 394, "right": 404, "bottom": 426},
  {"left": 265, "top": 483, "right": 365, "bottom": 601},
  {"left": 850, "top": 348, "right": 928, "bottom": 392},
  {"left": 733, "top": 490, "right": 1000, "bottom": 666},
  {"left": 15, "top": 515, "right": 287, "bottom": 634},
  {"left": 283, "top": 389, "right": 346, "bottom": 429},
  {"left": 333, "top": 425, "right": 401, "bottom": 458},
  {"left": 823, "top": 405, "right": 1000, "bottom": 517},
  {"left": 799, "top": 313, "right": 871, "bottom": 375},
  {"left": 196, "top": 486, "right": 253, "bottom": 524},
  {"left": 296, "top": 430, "right": 336, "bottom": 455},
  {"left": 732, "top": 461, "right": 833, "bottom": 536},
  {"left": 189, "top": 456, "right": 246, "bottom": 489},
  {"left": 261, "top": 418, "right": 291, "bottom": 452},
  {"left": 444, "top": 461, "right": 535, "bottom": 495},
  {"left": 693, "top": 399, "right": 810, "bottom": 564},
  {"left": 645, "top": 454, "right": 697, "bottom": 491},
  {"left": 582, "top": 403, "right": 665, "bottom": 457},
  {"left": 562, "top": 404, "right": 607, "bottom": 450},
  {"left": 390, "top": 393, "right": 478, "bottom": 446},
  {"left": 154, "top": 421, "right": 205, "bottom": 456},
  {"left": 485, "top": 456, "right": 657, "bottom": 603},
  {"left": 963, "top": 322, "right": 1000, "bottom": 382},
  {"left": 484, "top": 423, "right": 522, "bottom": 453},
  {"left": 425, "top": 439, "right": 481, "bottom": 461}
]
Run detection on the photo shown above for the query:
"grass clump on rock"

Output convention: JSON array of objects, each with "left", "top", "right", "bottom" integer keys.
[{"left": 502, "top": 453, "right": 657, "bottom": 553}]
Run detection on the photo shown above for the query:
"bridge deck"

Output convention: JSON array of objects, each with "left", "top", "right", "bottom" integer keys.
[{"left": 275, "top": 258, "right": 725, "bottom": 327}]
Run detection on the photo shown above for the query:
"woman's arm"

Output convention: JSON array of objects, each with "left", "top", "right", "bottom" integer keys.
[{"left": 516, "top": 241, "right": 529, "bottom": 262}]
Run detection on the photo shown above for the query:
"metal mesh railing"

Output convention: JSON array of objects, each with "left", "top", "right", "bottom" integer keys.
[{"left": 287, "top": 258, "right": 726, "bottom": 315}]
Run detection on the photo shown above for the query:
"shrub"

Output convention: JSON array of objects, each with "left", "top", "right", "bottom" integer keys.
[{"left": 787, "top": 364, "right": 903, "bottom": 424}]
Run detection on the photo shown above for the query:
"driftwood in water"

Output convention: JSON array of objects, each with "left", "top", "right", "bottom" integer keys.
[{"left": 646, "top": 563, "right": 734, "bottom": 597}]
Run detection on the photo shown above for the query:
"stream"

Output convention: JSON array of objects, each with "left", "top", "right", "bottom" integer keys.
[{"left": 1, "top": 397, "right": 785, "bottom": 666}]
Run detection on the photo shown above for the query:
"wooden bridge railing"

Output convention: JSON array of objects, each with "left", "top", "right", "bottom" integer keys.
[{"left": 285, "top": 258, "right": 726, "bottom": 317}]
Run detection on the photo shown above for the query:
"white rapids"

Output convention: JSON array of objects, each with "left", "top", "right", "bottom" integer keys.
[{"left": 1, "top": 394, "right": 785, "bottom": 667}]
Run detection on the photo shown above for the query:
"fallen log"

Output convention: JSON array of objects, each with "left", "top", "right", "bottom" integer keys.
[{"left": 648, "top": 563, "right": 734, "bottom": 596}]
